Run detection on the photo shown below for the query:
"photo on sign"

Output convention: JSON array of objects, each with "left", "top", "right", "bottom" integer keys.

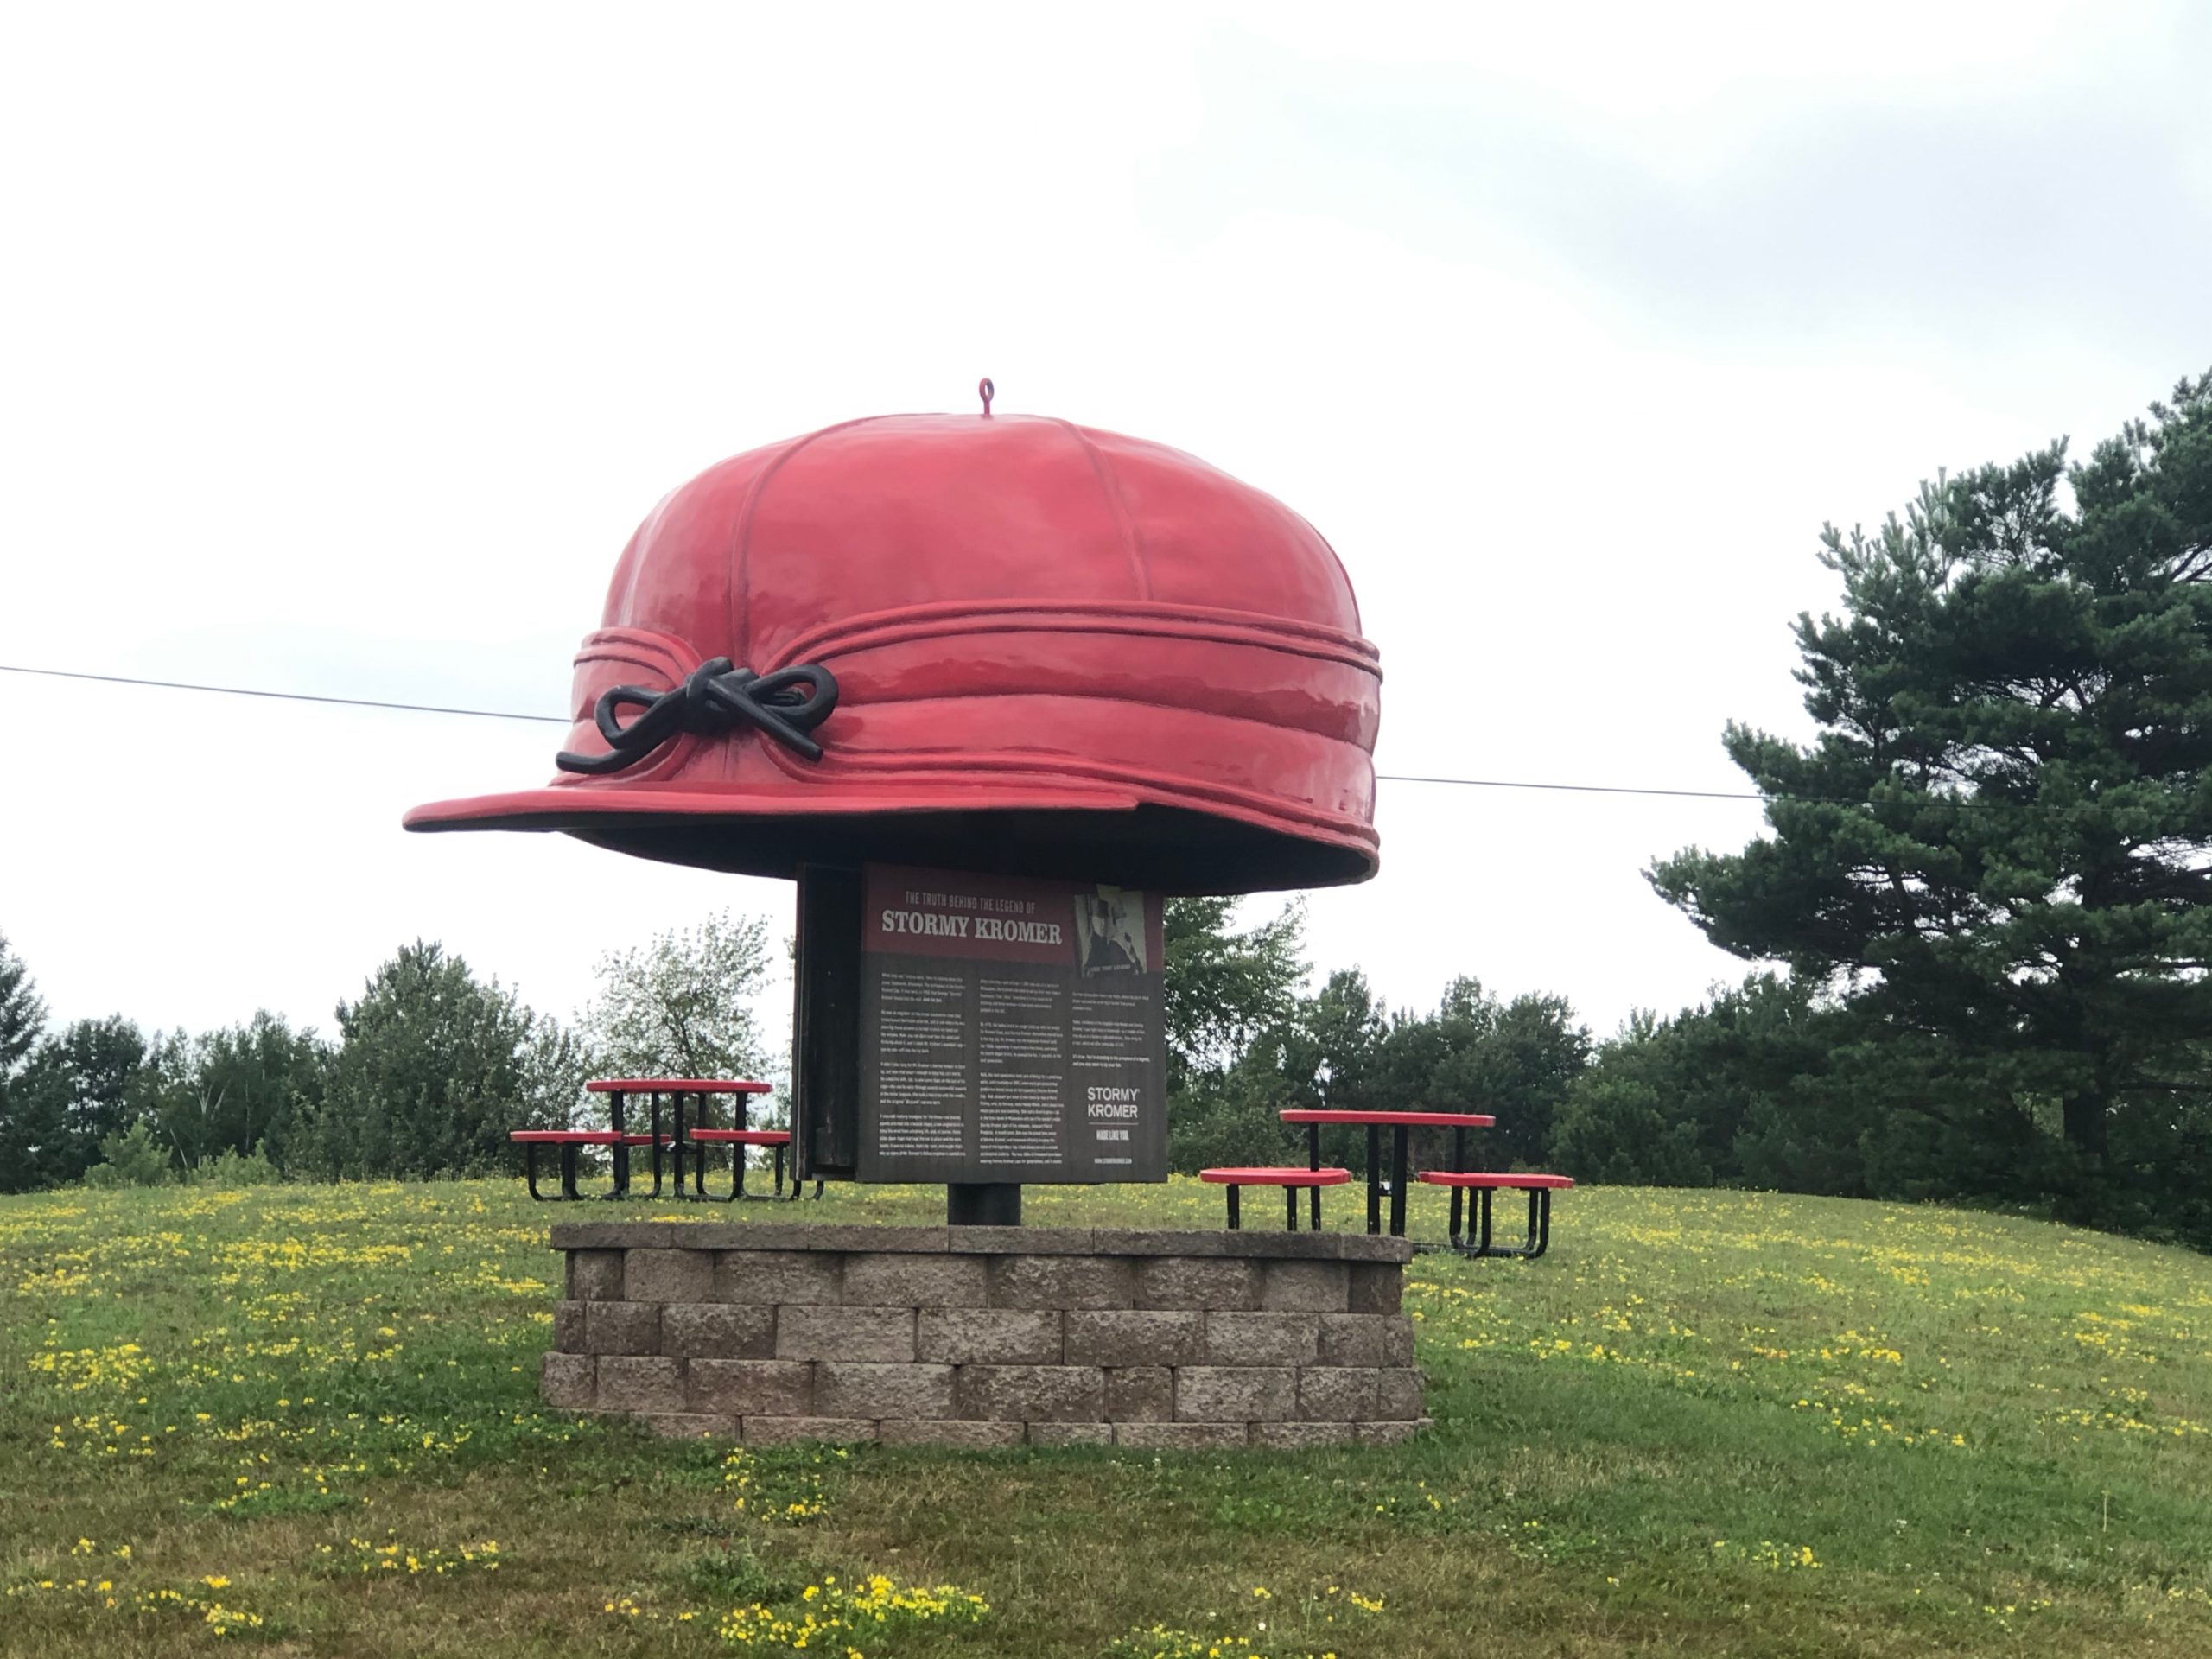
[{"left": 1073, "top": 888, "right": 1147, "bottom": 977}]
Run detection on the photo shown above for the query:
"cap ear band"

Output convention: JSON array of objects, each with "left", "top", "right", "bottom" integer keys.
[{"left": 556, "top": 659, "right": 838, "bottom": 774}]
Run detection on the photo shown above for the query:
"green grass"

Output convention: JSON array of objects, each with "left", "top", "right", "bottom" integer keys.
[{"left": 3, "top": 1177, "right": 2209, "bottom": 1656}]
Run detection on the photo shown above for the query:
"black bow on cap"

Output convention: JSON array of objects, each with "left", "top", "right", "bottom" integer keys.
[{"left": 555, "top": 658, "right": 839, "bottom": 774}]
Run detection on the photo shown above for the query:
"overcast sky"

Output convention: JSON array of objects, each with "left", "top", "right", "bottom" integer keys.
[{"left": 3, "top": 2, "right": 2207, "bottom": 1052}]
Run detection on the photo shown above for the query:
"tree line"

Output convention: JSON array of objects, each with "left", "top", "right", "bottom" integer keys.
[{"left": 0, "top": 914, "right": 775, "bottom": 1191}]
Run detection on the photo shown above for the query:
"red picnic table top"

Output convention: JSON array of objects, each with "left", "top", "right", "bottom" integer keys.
[
  {"left": 585, "top": 1078, "right": 772, "bottom": 1093},
  {"left": 1279, "top": 1109, "right": 1494, "bottom": 1127}
]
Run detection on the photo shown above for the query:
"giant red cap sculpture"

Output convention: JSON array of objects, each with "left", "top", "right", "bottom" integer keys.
[{"left": 404, "top": 385, "right": 1381, "bottom": 893}]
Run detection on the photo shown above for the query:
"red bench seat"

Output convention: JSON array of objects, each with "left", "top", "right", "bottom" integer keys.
[
  {"left": 684, "top": 1127, "right": 794, "bottom": 1198},
  {"left": 1414, "top": 1171, "right": 1572, "bottom": 1258},
  {"left": 508, "top": 1131, "right": 637, "bottom": 1200},
  {"left": 1199, "top": 1166, "right": 1350, "bottom": 1231}
]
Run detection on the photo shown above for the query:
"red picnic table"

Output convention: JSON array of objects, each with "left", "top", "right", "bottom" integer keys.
[
  {"left": 1279, "top": 1109, "right": 1495, "bottom": 1236},
  {"left": 509, "top": 1079, "right": 779, "bottom": 1203},
  {"left": 588, "top": 1078, "right": 780, "bottom": 1202}
]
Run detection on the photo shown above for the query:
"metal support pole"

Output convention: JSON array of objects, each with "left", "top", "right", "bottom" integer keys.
[
  {"left": 947, "top": 1183, "right": 1022, "bottom": 1226},
  {"left": 1389, "top": 1127, "right": 1409, "bottom": 1238},
  {"left": 1365, "top": 1124, "right": 1382, "bottom": 1234},
  {"left": 1225, "top": 1184, "right": 1242, "bottom": 1230},
  {"left": 648, "top": 1093, "right": 666, "bottom": 1197}
]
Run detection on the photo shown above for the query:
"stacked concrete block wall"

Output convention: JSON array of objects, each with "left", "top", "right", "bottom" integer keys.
[{"left": 543, "top": 1224, "right": 1426, "bottom": 1448}]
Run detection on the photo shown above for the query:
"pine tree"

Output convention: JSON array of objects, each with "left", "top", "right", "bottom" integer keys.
[
  {"left": 316, "top": 941, "right": 552, "bottom": 1179},
  {"left": 0, "top": 931, "right": 51, "bottom": 1192},
  {"left": 0, "top": 929, "right": 43, "bottom": 1081},
  {"left": 1651, "top": 372, "right": 2212, "bottom": 1201}
]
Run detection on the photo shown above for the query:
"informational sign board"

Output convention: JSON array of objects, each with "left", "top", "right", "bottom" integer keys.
[{"left": 855, "top": 863, "right": 1168, "bottom": 1185}]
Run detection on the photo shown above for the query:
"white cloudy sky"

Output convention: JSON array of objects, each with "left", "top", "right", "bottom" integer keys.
[{"left": 2, "top": 2, "right": 2207, "bottom": 1049}]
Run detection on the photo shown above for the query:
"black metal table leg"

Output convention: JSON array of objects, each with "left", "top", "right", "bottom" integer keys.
[
  {"left": 611, "top": 1091, "right": 630, "bottom": 1194},
  {"left": 1389, "top": 1127, "right": 1409, "bottom": 1238},
  {"left": 524, "top": 1142, "right": 548, "bottom": 1202},
  {"left": 1226, "top": 1185, "right": 1242, "bottom": 1229},
  {"left": 1285, "top": 1184, "right": 1300, "bottom": 1230},
  {"left": 1306, "top": 1123, "right": 1322, "bottom": 1228},
  {"left": 1477, "top": 1187, "right": 1495, "bottom": 1257},
  {"left": 1365, "top": 1125, "right": 1382, "bottom": 1234},
  {"left": 558, "top": 1140, "right": 582, "bottom": 1202},
  {"left": 1447, "top": 1183, "right": 1464, "bottom": 1249}
]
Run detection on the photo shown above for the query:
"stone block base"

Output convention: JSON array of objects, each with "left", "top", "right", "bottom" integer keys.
[{"left": 544, "top": 1224, "right": 1424, "bottom": 1448}]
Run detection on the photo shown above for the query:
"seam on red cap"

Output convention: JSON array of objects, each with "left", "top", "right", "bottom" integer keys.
[
  {"left": 1052, "top": 416, "right": 1152, "bottom": 602},
  {"left": 727, "top": 416, "right": 883, "bottom": 668}
]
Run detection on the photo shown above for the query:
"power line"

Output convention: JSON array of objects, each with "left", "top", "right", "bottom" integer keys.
[
  {"left": 0, "top": 661, "right": 1765, "bottom": 800},
  {"left": 0, "top": 660, "right": 2123, "bottom": 816},
  {"left": 1373, "top": 772, "right": 1764, "bottom": 803},
  {"left": 0, "top": 661, "right": 566, "bottom": 725}
]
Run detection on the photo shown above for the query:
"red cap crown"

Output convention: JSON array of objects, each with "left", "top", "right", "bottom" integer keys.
[{"left": 404, "top": 410, "right": 1381, "bottom": 893}]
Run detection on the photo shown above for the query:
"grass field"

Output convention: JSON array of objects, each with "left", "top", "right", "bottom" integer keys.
[{"left": 3, "top": 1177, "right": 2210, "bottom": 1657}]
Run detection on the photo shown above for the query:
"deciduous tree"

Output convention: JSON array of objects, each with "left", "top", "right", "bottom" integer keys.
[
  {"left": 5, "top": 1015, "right": 146, "bottom": 1189},
  {"left": 1161, "top": 896, "right": 1306, "bottom": 1096},
  {"left": 582, "top": 910, "right": 776, "bottom": 1111}
]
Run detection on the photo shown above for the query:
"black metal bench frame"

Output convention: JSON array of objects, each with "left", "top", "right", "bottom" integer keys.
[{"left": 1440, "top": 1182, "right": 1560, "bottom": 1259}]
